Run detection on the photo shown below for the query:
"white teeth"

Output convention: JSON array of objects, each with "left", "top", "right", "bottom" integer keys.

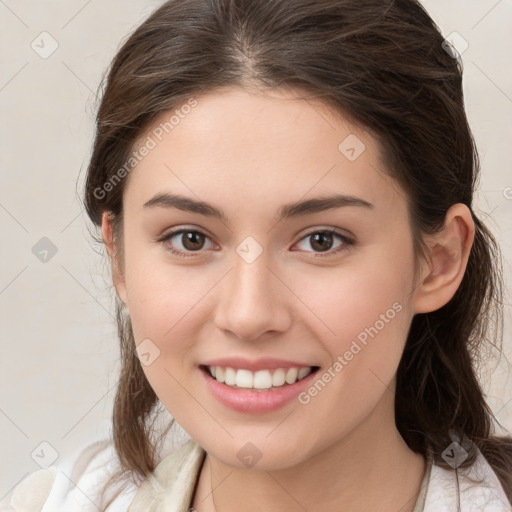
[
  {"left": 206, "top": 365, "right": 315, "bottom": 389},
  {"left": 214, "top": 366, "right": 225, "bottom": 383},
  {"left": 272, "top": 368, "right": 286, "bottom": 387},
  {"left": 235, "top": 369, "right": 254, "bottom": 388},
  {"left": 298, "top": 367, "right": 312, "bottom": 380},
  {"left": 224, "top": 367, "right": 236, "bottom": 386},
  {"left": 254, "top": 370, "right": 273, "bottom": 389},
  {"left": 285, "top": 367, "right": 298, "bottom": 384}
]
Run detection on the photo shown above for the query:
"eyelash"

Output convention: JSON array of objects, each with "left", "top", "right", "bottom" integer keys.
[{"left": 157, "top": 228, "right": 354, "bottom": 259}]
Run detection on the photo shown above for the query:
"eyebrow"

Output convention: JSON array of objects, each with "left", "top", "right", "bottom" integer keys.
[{"left": 143, "top": 192, "right": 374, "bottom": 221}]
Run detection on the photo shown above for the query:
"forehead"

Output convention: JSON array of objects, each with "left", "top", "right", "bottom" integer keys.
[{"left": 123, "top": 86, "right": 408, "bottom": 219}]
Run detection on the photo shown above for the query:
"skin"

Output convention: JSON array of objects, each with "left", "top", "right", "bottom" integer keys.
[{"left": 102, "top": 85, "right": 475, "bottom": 512}]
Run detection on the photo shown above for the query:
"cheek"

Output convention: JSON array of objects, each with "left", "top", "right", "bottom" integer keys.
[
  {"left": 292, "top": 251, "right": 413, "bottom": 388},
  {"left": 296, "top": 251, "right": 411, "bottom": 337},
  {"left": 292, "top": 268, "right": 412, "bottom": 439},
  {"left": 122, "top": 257, "right": 207, "bottom": 416},
  {"left": 123, "top": 239, "right": 206, "bottom": 341}
]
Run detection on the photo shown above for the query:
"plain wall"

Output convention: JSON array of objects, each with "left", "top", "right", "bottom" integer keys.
[{"left": 1, "top": 0, "right": 511, "bottom": 496}]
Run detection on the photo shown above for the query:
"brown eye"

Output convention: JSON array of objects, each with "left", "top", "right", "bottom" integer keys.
[
  {"left": 159, "top": 228, "right": 215, "bottom": 257},
  {"left": 180, "top": 231, "right": 206, "bottom": 251},
  {"left": 309, "top": 232, "right": 334, "bottom": 252},
  {"left": 293, "top": 229, "right": 354, "bottom": 257}
]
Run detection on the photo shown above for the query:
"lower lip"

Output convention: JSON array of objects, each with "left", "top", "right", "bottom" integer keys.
[{"left": 199, "top": 366, "right": 319, "bottom": 413}]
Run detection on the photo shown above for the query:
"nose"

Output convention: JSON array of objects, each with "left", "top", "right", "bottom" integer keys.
[{"left": 213, "top": 248, "right": 292, "bottom": 342}]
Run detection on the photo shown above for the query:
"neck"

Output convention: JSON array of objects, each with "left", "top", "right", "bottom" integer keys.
[{"left": 193, "top": 392, "right": 426, "bottom": 512}]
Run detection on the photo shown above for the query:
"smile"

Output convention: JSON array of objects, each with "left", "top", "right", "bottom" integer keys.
[
  {"left": 199, "top": 364, "right": 321, "bottom": 413},
  {"left": 203, "top": 365, "right": 316, "bottom": 390}
]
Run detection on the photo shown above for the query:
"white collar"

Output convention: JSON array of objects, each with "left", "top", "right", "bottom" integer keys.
[
  {"left": 424, "top": 446, "right": 510, "bottom": 511},
  {"left": 5, "top": 438, "right": 509, "bottom": 511},
  {"left": 128, "top": 440, "right": 511, "bottom": 511}
]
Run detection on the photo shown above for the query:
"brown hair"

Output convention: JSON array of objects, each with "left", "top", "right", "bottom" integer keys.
[{"left": 82, "top": 0, "right": 512, "bottom": 507}]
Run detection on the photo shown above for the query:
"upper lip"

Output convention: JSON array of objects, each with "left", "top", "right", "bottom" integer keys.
[{"left": 200, "top": 357, "right": 318, "bottom": 372}]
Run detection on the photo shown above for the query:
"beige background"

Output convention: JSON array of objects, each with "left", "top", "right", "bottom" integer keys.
[{"left": 0, "top": 0, "right": 511, "bottom": 497}]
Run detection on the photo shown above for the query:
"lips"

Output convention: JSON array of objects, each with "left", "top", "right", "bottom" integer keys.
[
  {"left": 200, "top": 356, "right": 318, "bottom": 372},
  {"left": 198, "top": 359, "right": 321, "bottom": 413}
]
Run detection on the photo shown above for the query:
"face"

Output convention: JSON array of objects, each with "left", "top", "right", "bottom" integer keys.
[{"left": 111, "top": 86, "right": 424, "bottom": 470}]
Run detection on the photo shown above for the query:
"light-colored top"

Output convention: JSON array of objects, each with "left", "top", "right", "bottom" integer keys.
[{"left": 1, "top": 436, "right": 510, "bottom": 511}]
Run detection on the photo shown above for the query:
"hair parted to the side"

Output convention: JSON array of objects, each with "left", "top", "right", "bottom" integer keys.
[{"left": 81, "top": 0, "right": 512, "bottom": 508}]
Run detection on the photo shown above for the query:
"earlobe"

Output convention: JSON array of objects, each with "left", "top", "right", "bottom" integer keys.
[
  {"left": 101, "top": 211, "right": 129, "bottom": 309},
  {"left": 413, "top": 204, "right": 475, "bottom": 314}
]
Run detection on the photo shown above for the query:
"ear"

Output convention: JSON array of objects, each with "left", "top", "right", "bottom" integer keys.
[
  {"left": 101, "top": 211, "right": 129, "bottom": 310},
  {"left": 413, "top": 203, "right": 475, "bottom": 314}
]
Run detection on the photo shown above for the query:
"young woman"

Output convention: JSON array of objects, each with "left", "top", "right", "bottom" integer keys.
[{"left": 3, "top": 0, "right": 511, "bottom": 510}]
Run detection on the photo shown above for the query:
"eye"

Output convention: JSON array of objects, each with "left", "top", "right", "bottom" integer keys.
[
  {"left": 158, "top": 228, "right": 216, "bottom": 257},
  {"left": 293, "top": 229, "right": 354, "bottom": 257},
  {"left": 158, "top": 227, "right": 354, "bottom": 258}
]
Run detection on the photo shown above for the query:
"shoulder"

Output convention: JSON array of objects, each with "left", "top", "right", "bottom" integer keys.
[
  {"left": 424, "top": 446, "right": 512, "bottom": 511},
  {"left": 0, "top": 439, "right": 138, "bottom": 512}
]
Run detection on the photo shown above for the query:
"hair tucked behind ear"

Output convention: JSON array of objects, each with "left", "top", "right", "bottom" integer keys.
[{"left": 81, "top": 0, "right": 512, "bottom": 508}]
